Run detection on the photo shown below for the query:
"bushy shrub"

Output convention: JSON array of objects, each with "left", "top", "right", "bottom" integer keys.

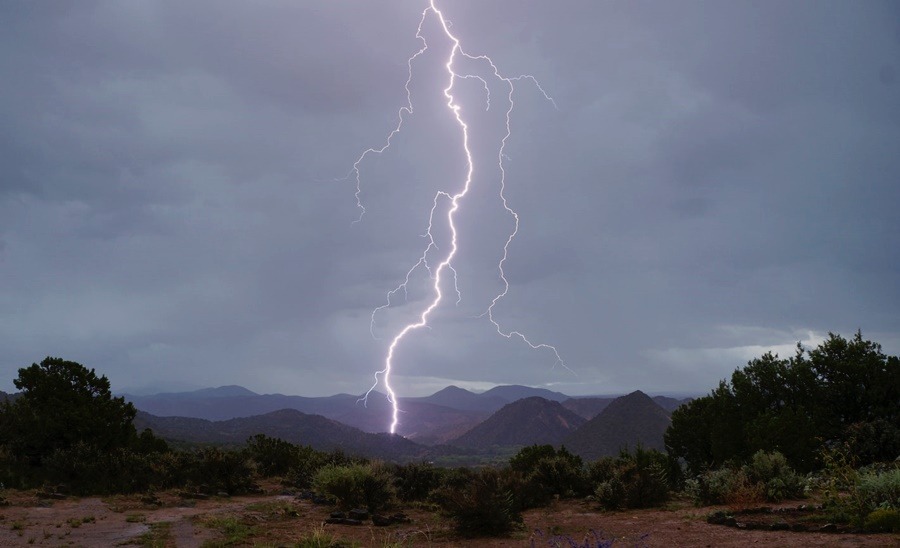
[
  {"left": 312, "top": 462, "right": 395, "bottom": 511},
  {"left": 856, "top": 468, "right": 900, "bottom": 511},
  {"left": 686, "top": 467, "right": 737, "bottom": 506},
  {"left": 189, "top": 447, "right": 257, "bottom": 495},
  {"left": 42, "top": 443, "right": 156, "bottom": 494},
  {"left": 509, "top": 445, "right": 559, "bottom": 474},
  {"left": 590, "top": 447, "right": 670, "bottom": 510},
  {"left": 0, "top": 444, "right": 34, "bottom": 490},
  {"left": 436, "top": 467, "right": 522, "bottom": 537},
  {"left": 688, "top": 451, "right": 804, "bottom": 506},
  {"left": 594, "top": 476, "right": 626, "bottom": 510},
  {"left": 132, "top": 429, "right": 170, "bottom": 455},
  {"left": 817, "top": 445, "right": 899, "bottom": 526},
  {"left": 146, "top": 450, "right": 195, "bottom": 490},
  {"left": 508, "top": 445, "right": 586, "bottom": 508},
  {"left": 744, "top": 450, "right": 804, "bottom": 502},
  {"left": 864, "top": 508, "right": 900, "bottom": 533},
  {"left": 587, "top": 457, "right": 617, "bottom": 486},
  {"left": 283, "top": 447, "right": 359, "bottom": 489},
  {"left": 392, "top": 461, "right": 445, "bottom": 502},
  {"left": 244, "top": 435, "right": 302, "bottom": 477},
  {"left": 690, "top": 467, "right": 769, "bottom": 507},
  {"left": 359, "top": 462, "right": 397, "bottom": 512}
]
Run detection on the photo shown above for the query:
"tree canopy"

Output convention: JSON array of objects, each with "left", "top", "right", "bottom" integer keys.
[
  {"left": 0, "top": 357, "right": 137, "bottom": 463},
  {"left": 665, "top": 332, "right": 900, "bottom": 473}
]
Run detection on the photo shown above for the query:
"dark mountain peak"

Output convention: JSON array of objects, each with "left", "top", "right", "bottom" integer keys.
[
  {"left": 600, "top": 390, "right": 670, "bottom": 422},
  {"left": 192, "top": 385, "right": 259, "bottom": 398},
  {"left": 431, "top": 385, "right": 473, "bottom": 397},
  {"left": 615, "top": 389, "right": 652, "bottom": 405},
  {"left": 255, "top": 408, "right": 312, "bottom": 419},
  {"left": 562, "top": 392, "right": 671, "bottom": 460},
  {"left": 407, "top": 385, "right": 505, "bottom": 413},
  {"left": 450, "top": 396, "right": 586, "bottom": 448},
  {"left": 481, "top": 385, "right": 569, "bottom": 403}
]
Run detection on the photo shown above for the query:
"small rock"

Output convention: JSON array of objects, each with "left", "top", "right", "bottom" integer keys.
[
  {"left": 178, "top": 491, "right": 209, "bottom": 500},
  {"left": 390, "top": 512, "right": 410, "bottom": 524},
  {"left": 372, "top": 514, "right": 393, "bottom": 527},
  {"left": 330, "top": 511, "right": 346, "bottom": 519},
  {"left": 819, "top": 523, "right": 837, "bottom": 532},
  {"left": 348, "top": 509, "right": 369, "bottom": 521},
  {"left": 325, "top": 517, "right": 362, "bottom": 526}
]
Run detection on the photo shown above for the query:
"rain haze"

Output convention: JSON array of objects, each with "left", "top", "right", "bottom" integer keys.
[{"left": 2, "top": 1, "right": 899, "bottom": 401}]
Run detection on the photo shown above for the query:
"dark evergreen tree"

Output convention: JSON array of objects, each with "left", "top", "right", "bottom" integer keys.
[{"left": 0, "top": 357, "right": 137, "bottom": 463}]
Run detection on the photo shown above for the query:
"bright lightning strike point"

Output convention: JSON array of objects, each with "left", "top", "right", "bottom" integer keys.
[{"left": 352, "top": 1, "right": 567, "bottom": 435}]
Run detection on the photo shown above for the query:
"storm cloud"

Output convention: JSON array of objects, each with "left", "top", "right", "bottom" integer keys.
[{"left": 1, "top": 1, "right": 898, "bottom": 400}]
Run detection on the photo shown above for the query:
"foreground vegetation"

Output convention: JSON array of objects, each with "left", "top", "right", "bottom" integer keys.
[{"left": 0, "top": 332, "right": 898, "bottom": 539}]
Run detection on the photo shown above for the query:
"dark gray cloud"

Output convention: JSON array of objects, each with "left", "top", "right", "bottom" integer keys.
[{"left": 1, "top": 1, "right": 898, "bottom": 404}]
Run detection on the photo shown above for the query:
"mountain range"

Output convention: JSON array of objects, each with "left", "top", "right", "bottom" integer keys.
[
  {"left": 123, "top": 384, "right": 578, "bottom": 444},
  {"left": 122, "top": 384, "right": 690, "bottom": 461},
  {"left": 133, "top": 408, "right": 434, "bottom": 462}
]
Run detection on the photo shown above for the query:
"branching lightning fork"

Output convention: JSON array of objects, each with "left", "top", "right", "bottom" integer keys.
[{"left": 352, "top": 1, "right": 566, "bottom": 434}]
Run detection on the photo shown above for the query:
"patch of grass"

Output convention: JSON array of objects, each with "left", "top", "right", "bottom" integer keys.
[
  {"left": 375, "top": 529, "right": 434, "bottom": 548},
  {"left": 126, "top": 514, "right": 147, "bottom": 523},
  {"left": 201, "top": 515, "right": 257, "bottom": 547},
  {"left": 62, "top": 516, "right": 95, "bottom": 528},
  {"left": 298, "top": 524, "right": 359, "bottom": 547},
  {"left": 245, "top": 500, "right": 300, "bottom": 519},
  {"left": 103, "top": 495, "right": 125, "bottom": 510},
  {"left": 128, "top": 521, "right": 172, "bottom": 548},
  {"left": 10, "top": 520, "right": 26, "bottom": 531}
]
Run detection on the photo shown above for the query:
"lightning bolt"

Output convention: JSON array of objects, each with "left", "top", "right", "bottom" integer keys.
[{"left": 352, "top": 1, "right": 567, "bottom": 434}]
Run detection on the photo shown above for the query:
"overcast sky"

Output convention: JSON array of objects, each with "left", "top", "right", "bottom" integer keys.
[{"left": 2, "top": 1, "right": 898, "bottom": 400}]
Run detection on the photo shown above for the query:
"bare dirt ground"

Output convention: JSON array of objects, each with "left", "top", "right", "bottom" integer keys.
[{"left": 0, "top": 487, "right": 897, "bottom": 547}]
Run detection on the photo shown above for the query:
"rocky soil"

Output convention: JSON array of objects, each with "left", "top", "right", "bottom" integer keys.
[{"left": 0, "top": 487, "right": 896, "bottom": 547}]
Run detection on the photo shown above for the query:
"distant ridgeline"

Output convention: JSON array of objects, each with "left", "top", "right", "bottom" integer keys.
[{"left": 123, "top": 382, "right": 691, "bottom": 457}]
